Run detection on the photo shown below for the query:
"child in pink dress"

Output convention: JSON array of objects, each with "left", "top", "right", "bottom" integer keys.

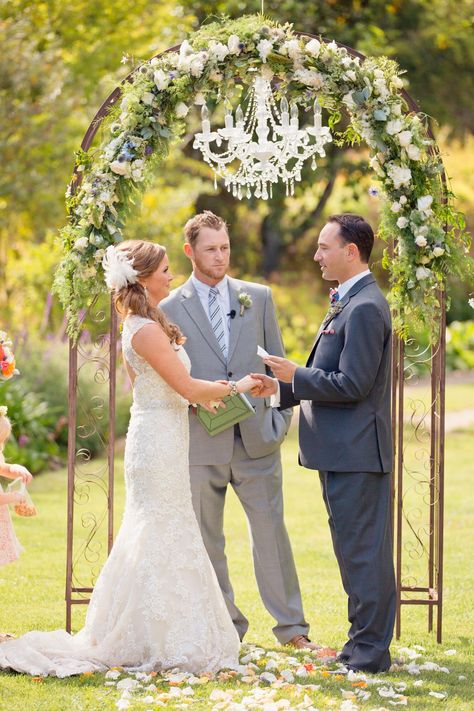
[
  {"left": 0, "top": 407, "right": 33, "bottom": 566},
  {"left": 0, "top": 407, "right": 33, "bottom": 642}
]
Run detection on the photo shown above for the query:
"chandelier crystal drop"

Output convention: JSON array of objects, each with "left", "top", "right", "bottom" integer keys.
[{"left": 193, "top": 75, "right": 332, "bottom": 200}]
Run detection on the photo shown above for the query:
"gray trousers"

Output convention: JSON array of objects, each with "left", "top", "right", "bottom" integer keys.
[
  {"left": 319, "top": 470, "right": 396, "bottom": 672},
  {"left": 190, "top": 434, "right": 309, "bottom": 643}
]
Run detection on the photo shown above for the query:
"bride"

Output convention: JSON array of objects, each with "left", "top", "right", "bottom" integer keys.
[{"left": 0, "top": 240, "right": 258, "bottom": 677}]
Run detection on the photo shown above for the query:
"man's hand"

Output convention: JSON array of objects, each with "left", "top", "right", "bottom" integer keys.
[
  {"left": 262, "top": 356, "right": 298, "bottom": 383},
  {"left": 249, "top": 373, "right": 278, "bottom": 397}
]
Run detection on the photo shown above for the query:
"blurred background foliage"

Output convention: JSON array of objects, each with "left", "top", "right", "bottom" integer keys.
[{"left": 0, "top": 0, "right": 473, "bottom": 471}]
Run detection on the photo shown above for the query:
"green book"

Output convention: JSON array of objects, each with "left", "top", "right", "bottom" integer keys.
[{"left": 197, "top": 392, "right": 255, "bottom": 436}]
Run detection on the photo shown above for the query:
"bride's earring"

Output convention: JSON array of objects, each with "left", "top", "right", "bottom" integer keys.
[{"left": 142, "top": 283, "right": 149, "bottom": 300}]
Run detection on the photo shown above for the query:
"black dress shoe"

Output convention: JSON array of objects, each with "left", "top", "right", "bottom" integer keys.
[{"left": 345, "top": 662, "right": 389, "bottom": 674}]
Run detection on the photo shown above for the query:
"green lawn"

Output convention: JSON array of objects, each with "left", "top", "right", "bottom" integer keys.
[{"left": 0, "top": 422, "right": 473, "bottom": 709}]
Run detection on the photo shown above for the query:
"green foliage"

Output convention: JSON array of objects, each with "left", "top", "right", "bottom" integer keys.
[
  {"left": 445, "top": 320, "right": 474, "bottom": 371},
  {"left": 1, "top": 380, "right": 62, "bottom": 474}
]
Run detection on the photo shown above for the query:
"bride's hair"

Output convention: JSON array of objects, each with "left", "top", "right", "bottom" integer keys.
[{"left": 113, "top": 240, "right": 184, "bottom": 345}]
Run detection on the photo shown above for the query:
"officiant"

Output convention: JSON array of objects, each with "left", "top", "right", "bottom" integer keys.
[{"left": 161, "top": 210, "right": 316, "bottom": 651}]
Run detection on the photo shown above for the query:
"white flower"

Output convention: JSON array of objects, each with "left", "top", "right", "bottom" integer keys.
[
  {"left": 416, "top": 266, "right": 431, "bottom": 280},
  {"left": 283, "top": 38, "right": 302, "bottom": 61},
  {"left": 468, "top": 298, "right": 474, "bottom": 309},
  {"left": 397, "top": 130, "right": 412, "bottom": 147},
  {"left": 397, "top": 216, "right": 409, "bottom": 229},
  {"left": 391, "top": 75, "right": 404, "bottom": 89},
  {"left": 391, "top": 102, "right": 403, "bottom": 116},
  {"left": 391, "top": 202, "right": 402, "bottom": 213},
  {"left": 175, "top": 102, "right": 189, "bottom": 118},
  {"left": 74, "top": 236, "right": 89, "bottom": 251},
  {"left": 433, "top": 246, "right": 445, "bottom": 257},
  {"left": 345, "top": 70, "right": 357, "bottom": 82},
  {"left": 141, "top": 92, "right": 154, "bottom": 106},
  {"left": 417, "top": 195, "right": 433, "bottom": 212},
  {"left": 305, "top": 38, "right": 321, "bottom": 57},
  {"left": 110, "top": 160, "right": 131, "bottom": 177},
  {"left": 209, "top": 41, "right": 229, "bottom": 61},
  {"left": 415, "top": 235, "right": 428, "bottom": 247},
  {"left": 179, "top": 39, "right": 192, "bottom": 57},
  {"left": 94, "top": 248, "right": 106, "bottom": 262},
  {"left": 209, "top": 70, "right": 222, "bottom": 82},
  {"left": 257, "top": 38, "right": 273, "bottom": 62},
  {"left": 388, "top": 164, "right": 412, "bottom": 188},
  {"left": 406, "top": 143, "right": 421, "bottom": 160},
  {"left": 189, "top": 55, "right": 206, "bottom": 77},
  {"left": 386, "top": 119, "right": 404, "bottom": 135},
  {"left": 293, "top": 68, "right": 324, "bottom": 89},
  {"left": 227, "top": 34, "right": 241, "bottom": 54},
  {"left": 342, "top": 92, "right": 356, "bottom": 110},
  {"left": 194, "top": 92, "right": 206, "bottom": 105},
  {"left": 399, "top": 195, "right": 407, "bottom": 204}
]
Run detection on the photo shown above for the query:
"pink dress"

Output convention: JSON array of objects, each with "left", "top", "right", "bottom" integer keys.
[{"left": 0, "top": 484, "right": 23, "bottom": 566}]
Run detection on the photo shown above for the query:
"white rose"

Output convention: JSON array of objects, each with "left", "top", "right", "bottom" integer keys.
[
  {"left": 386, "top": 119, "right": 404, "bottom": 135},
  {"left": 141, "top": 92, "right": 155, "bottom": 106},
  {"left": 175, "top": 102, "right": 189, "bottom": 118},
  {"left": 416, "top": 266, "right": 431, "bottom": 280},
  {"left": 397, "top": 216, "right": 409, "bottom": 229},
  {"left": 345, "top": 70, "right": 357, "bottom": 82},
  {"left": 194, "top": 92, "right": 206, "bottom": 105},
  {"left": 432, "top": 247, "right": 445, "bottom": 257},
  {"left": 391, "top": 202, "right": 401, "bottom": 213},
  {"left": 294, "top": 68, "right": 324, "bottom": 89},
  {"left": 153, "top": 69, "right": 170, "bottom": 91},
  {"left": 189, "top": 56, "right": 205, "bottom": 77},
  {"left": 179, "top": 40, "right": 192, "bottom": 57},
  {"left": 110, "top": 160, "right": 131, "bottom": 176},
  {"left": 227, "top": 34, "right": 241, "bottom": 54},
  {"left": 415, "top": 235, "right": 428, "bottom": 247},
  {"left": 389, "top": 164, "right": 412, "bottom": 189},
  {"left": 74, "top": 236, "right": 89, "bottom": 251},
  {"left": 284, "top": 39, "right": 302, "bottom": 60},
  {"left": 406, "top": 144, "right": 421, "bottom": 161},
  {"left": 399, "top": 195, "right": 407, "bottom": 204},
  {"left": 397, "top": 130, "right": 412, "bottom": 147},
  {"left": 209, "top": 41, "right": 229, "bottom": 62},
  {"left": 305, "top": 38, "right": 321, "bottom": 57},
  {"left": 417, "top": 195, "right": 433, "bottom": 212}
]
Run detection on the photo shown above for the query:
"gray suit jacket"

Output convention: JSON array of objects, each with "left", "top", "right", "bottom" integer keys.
[
  {"left": 280, "top": 274, "right": 393, "bottom": 473},
  {"left": 161, "top": 276, "right": 292, "bottom": 465}
]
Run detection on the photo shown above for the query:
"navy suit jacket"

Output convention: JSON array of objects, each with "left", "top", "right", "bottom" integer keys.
[{"left": 280, "top": 274, "right": 393, "bottom": 473}]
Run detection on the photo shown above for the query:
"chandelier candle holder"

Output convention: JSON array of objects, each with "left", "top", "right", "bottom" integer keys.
[{"left": 193, "top": 74, "right": 332, "bottom": 199}]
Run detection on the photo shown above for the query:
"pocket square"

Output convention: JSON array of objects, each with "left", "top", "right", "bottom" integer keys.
[{"left": 321, "top": 328, "right": 336, "bottom": 335}]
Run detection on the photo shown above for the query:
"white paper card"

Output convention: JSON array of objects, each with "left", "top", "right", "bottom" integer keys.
[{"left": 257, "top": 345, "right": 270, "bottom": 358}]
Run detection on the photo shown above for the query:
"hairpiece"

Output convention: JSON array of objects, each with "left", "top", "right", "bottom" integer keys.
[{"left": 102, "top": 245, "right": 139, "bottom": 291}]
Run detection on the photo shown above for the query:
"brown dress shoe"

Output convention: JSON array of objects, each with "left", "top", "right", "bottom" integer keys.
[{"left": 286, "top": 634, "right": 322, "bottom": 651}]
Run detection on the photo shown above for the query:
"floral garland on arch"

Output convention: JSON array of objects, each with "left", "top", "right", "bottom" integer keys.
[{"left": 53, "top": 15, "right": 471, "bottom": 342}]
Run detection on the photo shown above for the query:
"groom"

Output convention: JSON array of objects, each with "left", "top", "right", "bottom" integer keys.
[
  {"left": 161, "top": 210, "right": 315, "bottom": 649},
  {"left": 253, "top": 214, "right": 396, "bottom": 673}
]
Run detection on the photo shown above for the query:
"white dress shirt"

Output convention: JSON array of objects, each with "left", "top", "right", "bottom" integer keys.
[
  {"left": 192, "top": 274, "right": 231, "bottom": 354},
  {"left": 271, "top": 270, "right": 372, "bottom": 406}
]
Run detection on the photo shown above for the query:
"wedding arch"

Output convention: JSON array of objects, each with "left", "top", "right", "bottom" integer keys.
[{"left": 55, "top": 15, "right": 470, "bottom": 640}]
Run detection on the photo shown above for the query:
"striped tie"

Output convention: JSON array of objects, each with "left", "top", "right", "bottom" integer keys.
[{"left": 208, "top": 286, "right": 227, "bottom": 359}]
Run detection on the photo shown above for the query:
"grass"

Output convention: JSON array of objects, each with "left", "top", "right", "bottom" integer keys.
[{"left": 0, "top": 414, "right": 473, "bottom": 708}]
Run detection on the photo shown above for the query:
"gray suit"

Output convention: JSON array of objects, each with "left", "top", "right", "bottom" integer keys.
[
  {"left": 161, "top": 276, "right": 309, "bottom": 643},
  {"left": 280, "top": 274, "right": 396, "bottom": 671}
]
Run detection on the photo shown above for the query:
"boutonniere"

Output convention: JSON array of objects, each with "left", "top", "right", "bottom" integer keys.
[
  {"left": 238, "top": 292, "right": 252, "bottom": 316},
  {"left": 323, "top": 301, "right": 344, "bottom": 325}
]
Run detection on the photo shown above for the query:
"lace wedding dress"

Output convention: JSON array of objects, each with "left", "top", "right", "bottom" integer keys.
[{"left": 0, "top": 315, "right": 240, "bottom": 677}]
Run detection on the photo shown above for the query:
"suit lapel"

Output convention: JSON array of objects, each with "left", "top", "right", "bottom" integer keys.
[
  {"left": 180, "top": 278, "right": 227, "bottom": 364},
  {"left": 308, "top": 274, "right": 376, "bottom": 364},
  {"left": 227, "top": 278, "right": 244, "bottom": 362}
]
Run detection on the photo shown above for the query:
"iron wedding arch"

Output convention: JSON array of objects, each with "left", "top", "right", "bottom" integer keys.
[{"left": 65, "top": 28, "right": 447, "bottom": 642}]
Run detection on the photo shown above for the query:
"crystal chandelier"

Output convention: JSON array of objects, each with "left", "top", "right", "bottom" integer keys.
[{"left": 193, "top": 75, "right": 332, "bottom": 200}]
